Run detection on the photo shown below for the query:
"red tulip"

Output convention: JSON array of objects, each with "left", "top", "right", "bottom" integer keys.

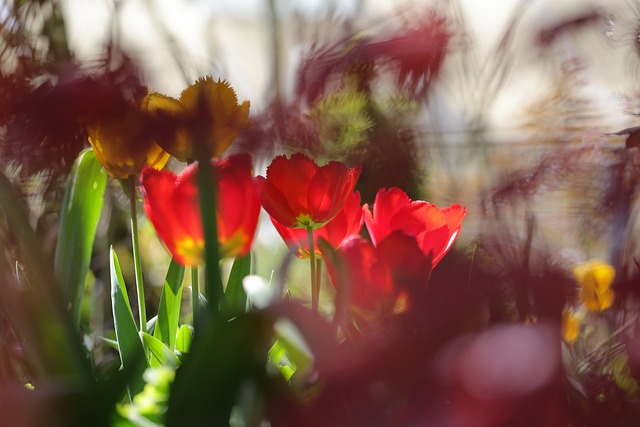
[
  {"left": 324, "top": 232, "right": 431, "bottom": 317},
  {"left": 140, "top": 154, "right": 260, "bottom": 266},
  {"left": 271, "top": 191, "right": 363, "bottom": 258},
  {"left": 363, "top": 187, "right": 465, "bottom": 267},
  {"left": 257, "top": 153, "right": 361, "bottom": 229}
]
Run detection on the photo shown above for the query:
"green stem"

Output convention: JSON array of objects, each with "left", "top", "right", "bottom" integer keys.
[
  {"left": 191, "top": 266, "right": 199, "bottom": 327},
  {"left": 128, "top": 175, "right": 147, "bottom": 333},
  {"left": 315, "top": 257, "right": 322, "bottom": 301},
  {"left": 308, "top": 227, "right": 318, "bottom": 312},
  {"left": 194, "top": 151, "right": 225, "bottom": 317}
]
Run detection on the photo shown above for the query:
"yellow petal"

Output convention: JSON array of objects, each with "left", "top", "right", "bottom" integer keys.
[
  {"left": 572, "top": 260, "right": 615, "bottom": 293},
  {"left": 86, "top": 91, "right": 172, "bottom": 178},
  {"left": 562, "top": 308, "right": 581, "bottom": 343},
  {"left": 579, "top": 287, "right": 615, "bottom": 312},
  {"left": 142, "top": 91, "right": 185, "bottom": 113},
  {"left": 178, "top": 76, "right": 251, "bottom": 159},
  {"left": 572, "top": 260, "right": 615, "bottom": 312},
  {"left": 141, "top": 92, "right": 190, "bottom": 162}
]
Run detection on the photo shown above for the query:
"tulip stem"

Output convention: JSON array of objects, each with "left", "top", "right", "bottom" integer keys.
[
  {"left": 194, "top": 154, "right": 225, "bottom": 317},
  {"left": 191, "top": 266, "right": 199, "bottom": 327},
  {"left": 316, "top": 258, "right": 322, "bottom": 298},
  {"left": 308, "top": 227, "right": 319, "bottom": 312},
  {"left": 128, "top": 175, "right": 147, "bottom": 333}
]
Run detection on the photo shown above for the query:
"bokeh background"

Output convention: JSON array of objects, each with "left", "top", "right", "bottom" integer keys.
[{"left": 4, "top": 2, "right": 640, "bottom": 425}]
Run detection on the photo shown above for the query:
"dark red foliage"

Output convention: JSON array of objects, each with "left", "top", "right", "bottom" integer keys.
[
  {"left": 536, "top": 9, "right": 605, "bottom": 47},
  {"left": 295, "top": 13, "right": 450, "bottom": 105},
  {"left": 0, "top": 54, "right": 144, "bottom": 175}
]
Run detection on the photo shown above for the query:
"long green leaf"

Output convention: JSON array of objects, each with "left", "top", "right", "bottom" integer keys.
[
  {"left": 110, "top": 248, "right": 146, "bottom": 398},
  {"left": 0, "top": 169, "right": 92, "bottom": 381},
  {"left": 154, "top": 260, "right": 185, "bottom": 351},
  {"left": 54, "top": 148, "right": 107, "bottom": 326},
  {"left": 175, "top": 324, "right": 193, "bottom": 355},
  {"left": 142, "top": 332, "right": 181, "bottom": 368},
  {"left": 226, "top": 253, "right": 251, "bottom": 313}
]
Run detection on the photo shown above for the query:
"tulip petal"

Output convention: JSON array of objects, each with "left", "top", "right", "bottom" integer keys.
[
  {"left": 140, "top": 167, "right": 203, "bottom": 265},
  {"left": 272, "top": 190, "right": 363, "bottom": 258},
  {"left": 215, "top": 154, "right": 261, "bottom": 257},
  {"left": 259, "top": 153, "right": 360, "bottom": 229},
  {"left": 266, "top": 153, "right": 318, "bottom": 224},
  {"left": 377, "top": 231, "right": 431, "bottom": 287},
  {"left": 141, "top": 155, "right": 259, "bottom": 266},
  {"left": 307, "top": 161, "right": 353, "bottom": 224},
  {"left": 176, "top": 77, "right": 251, "bottom": 160},
  {"left": 365, "top": 187, "right": 466, "bottom": 268},
  {"left": 364, "top": 187, "right": 415, "bottom": 245},
  {"left": 257, "top": 176, "right": 299, "bottom": 228},
  {"left": 442, "top": 204, "right": 466, "bottom": 234}
]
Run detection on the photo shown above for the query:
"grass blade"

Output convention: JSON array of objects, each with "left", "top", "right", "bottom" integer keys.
[
  {"left": 226, "top": 253, "right": 251, "bottom": 313},
  {"left": 154, "top": 260, "right": 185, "bottom": 351},
  {"left": 110, "top": 247, "right": 146, "bottom": 398},
  {"left": 142, "top": 332, "right": 181, "bottom": 368}
]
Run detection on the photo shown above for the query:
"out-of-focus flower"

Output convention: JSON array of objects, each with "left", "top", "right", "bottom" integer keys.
[
  {"left": 295, "top": 13, "right": 450, "bottom": 104},
  {"left": 156, "top": 77, "right": 251, "bottom": 162},
  {"left": 140, "top": 154, "right": 260, "bottom": 266},
  {"left": 363, "top": 187, "right": 465, "bottom": 267},
  {"left": 271, "top": 191, "right": 363, "bottom": 258},
  {"left": 86, "top": 91, "right": 176, "bottom": 179},
  {"left": 257, "top": 153, "right": 361, "bottom": 229},
  {"left": 324, "top": 231, "right": 430, "bottom": 318},
  {"left": 562, "top": 308, "right": 582, "bottom": 344},
  {"left": 572, "top": 260, "right": 615, "bottom": 312}
]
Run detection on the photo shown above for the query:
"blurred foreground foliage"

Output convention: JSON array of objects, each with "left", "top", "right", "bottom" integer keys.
[{"left": 3, "top": 1, "right": 640, "bottom": 427}]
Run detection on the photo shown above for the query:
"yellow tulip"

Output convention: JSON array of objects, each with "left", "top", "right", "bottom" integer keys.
[
  {"left": 572, "top": 260, "right": 615, "bottom": 312},
  {"left": 159, "top": 76, "right": 251, "bottom": 162},
  {"left": 87, "top": 91, "right": 175, "bottom": 179},
  {"left": 561, "top": 308, "right": 581, "bottom": 344}
]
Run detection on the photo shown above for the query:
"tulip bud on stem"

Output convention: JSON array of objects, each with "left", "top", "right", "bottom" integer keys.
[{"left": 128, "top": 175, "right": 147, "bottom": 333}]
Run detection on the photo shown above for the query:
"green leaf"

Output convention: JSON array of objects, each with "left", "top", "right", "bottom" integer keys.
[
  {"left": 154, "top": 260, "right": 185, "bottom": 351},
  {"left": 0, "top": 168, "right": 92, "bottom": 381},
  {"left": 317, "top": 237, "right": 350, "bottom": 329},
  {"left": 54, "top": 148, "right": 107, "bottom": 326},
  {"left": 146, "top": 315, "right": 157, "bottom": 335},
  {"left": 165, "top": 314, "right": 274, "bottom": 426},
  {"left": 110, "top": 247, "right": 146, "bottom": 399},
  {"left": 274, "top": 319, "right": 313, "bottom": 376},
  {"left": 225, "top": 253, "right": 251, "bottom": 313},
  {"left": 175, "top": 324, "right": 193, "bottom": 355},
  {"left": 268, "top": 340, "right": 295, "bottom": 381},
  {"left": 142, "top": 332, "right": 181, "bottom": 368},
  {"left": 99, "top": 336, "right": 119, "bottom": 350}
]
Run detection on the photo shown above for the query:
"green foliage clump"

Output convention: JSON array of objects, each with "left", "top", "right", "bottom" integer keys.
[{"left": 309, "top": 88, "right": 373, "bottom": 161}]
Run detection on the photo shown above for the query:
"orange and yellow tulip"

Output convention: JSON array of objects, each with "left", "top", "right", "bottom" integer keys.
[{"left": 86, "top": 91, "right": 175, "bottom": 179}]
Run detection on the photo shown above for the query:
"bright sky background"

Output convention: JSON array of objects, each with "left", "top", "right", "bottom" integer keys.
[{"left": 60, "top": 0, "right": 639, "bottom": 133}]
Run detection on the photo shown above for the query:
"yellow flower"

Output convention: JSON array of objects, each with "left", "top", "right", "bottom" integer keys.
[
  {"left": 87, "top": 91, "right": 176, "bottom": 179},
  {"left": 159, "top": 76, "right": 251, "bottom": 162},
  {"left": 572, "top": 260, "right": 615, "bottom": 312},
  {"left": 562, "top": 308, "right": 582, "bottom": 344}
]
